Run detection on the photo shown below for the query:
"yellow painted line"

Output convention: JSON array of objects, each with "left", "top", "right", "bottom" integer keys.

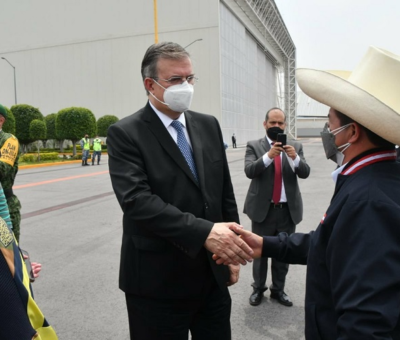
[
  {"left": 14, "top": 171, "right": 109, "bottom": 189},
  {"left": 19, "top": 160, "right": 82, "bottom": 169}
]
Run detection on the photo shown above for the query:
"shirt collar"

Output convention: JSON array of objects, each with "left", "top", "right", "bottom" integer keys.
[
  {"left": 331, "top": 164, "right": 346, "bottom": 183},
  {"left": 149, "top": 101, "right": 186, "bottom": 129},
  {"left": 341, "top": 148, "right": 396, "bottom": 176},
  {"left": 265, "top": 135, "right": 273, "bottom": 145}
]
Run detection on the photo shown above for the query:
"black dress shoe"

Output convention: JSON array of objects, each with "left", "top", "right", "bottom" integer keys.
[
  {"left": 270, "top": 291, "right": 293, "bottom": 307},
  {"left": 249, "top": 290, "right": 264, "bottom": 306}
]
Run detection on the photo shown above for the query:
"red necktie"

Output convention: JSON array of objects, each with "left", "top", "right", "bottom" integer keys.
[{"left": 272, "top": 148, "right": 282, "bottom": 203}]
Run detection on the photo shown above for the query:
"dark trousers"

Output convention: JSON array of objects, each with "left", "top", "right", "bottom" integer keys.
[
  {"left": 251, "top": 204, "right": 295, "bottom": 292},
  {"left": 92, "top": 151, "right": 101, "bottom": 164},
  {"left": 125, "top": 277, "right": 232, "bottom": 340}
]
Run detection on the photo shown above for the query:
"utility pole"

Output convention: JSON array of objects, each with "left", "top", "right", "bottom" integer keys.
[{"left": 1, "top": 57, "right": 17, "bottom": 105}]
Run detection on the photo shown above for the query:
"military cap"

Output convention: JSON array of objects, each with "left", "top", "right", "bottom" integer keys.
[{"left": 0, "top": 104, "right": 7, "bottom": 119}]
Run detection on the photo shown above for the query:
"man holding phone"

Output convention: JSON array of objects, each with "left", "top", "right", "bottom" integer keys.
[{"left": 244, "top": 107, "right": 310, "bottom": 307}]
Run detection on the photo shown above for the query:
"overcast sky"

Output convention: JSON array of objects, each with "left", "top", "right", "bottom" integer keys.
[{"left": 274, "top": 0, "right": 400, "bottom": 71}]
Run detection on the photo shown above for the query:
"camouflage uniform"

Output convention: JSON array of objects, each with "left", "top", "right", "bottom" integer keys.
[
  {"left": 0, "top": 130, "right": 21, "bottom": 241},
  {"left": 0, "top": 183, "right": 58, "bottom": 339}
]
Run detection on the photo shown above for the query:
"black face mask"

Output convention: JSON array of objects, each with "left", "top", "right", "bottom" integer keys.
[{"left": 267, "top": 126, "right": 284, "bottom": 141}]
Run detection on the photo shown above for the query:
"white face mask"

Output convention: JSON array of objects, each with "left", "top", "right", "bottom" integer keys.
[{"left": 150, "top": 80, "right": 194, "bottom": 113}]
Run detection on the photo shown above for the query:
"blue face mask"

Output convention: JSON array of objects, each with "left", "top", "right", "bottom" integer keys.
[{"left": 320, "top": 123, "right": 352, "bottom": 166}]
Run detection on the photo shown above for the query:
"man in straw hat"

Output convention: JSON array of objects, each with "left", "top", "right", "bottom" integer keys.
[{"left": 214, "top": 46, "right": 400, "bottom": 338}]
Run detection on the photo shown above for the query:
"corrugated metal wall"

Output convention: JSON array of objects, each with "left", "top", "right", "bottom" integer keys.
[{"left": 220, "top": 3, "right": 276, "bottom": 146}]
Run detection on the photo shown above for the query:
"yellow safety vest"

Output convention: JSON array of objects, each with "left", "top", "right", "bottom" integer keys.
[
  {"left": 93, "top": 138, "right": 102, "bottom": 152},
  {"left": 81, "top": 138, "right": 90, "bottom": 150}
]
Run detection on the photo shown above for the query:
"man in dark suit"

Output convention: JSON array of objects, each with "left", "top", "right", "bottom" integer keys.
[
  {"left": 232, "top": 134, "right": 237, "bottom": 148},
  {"left": 244, "top": 107, "right": 310, "bottom": 307},
  {"left": 107, "top": 42, "right": 253, "bottom": 340}
]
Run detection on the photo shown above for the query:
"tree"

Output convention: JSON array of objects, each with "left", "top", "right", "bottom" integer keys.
[
  {"left": 11, "top": 104, "right": 44, "bottom": 152},
  {"left": 2, "top": 106, "right": 16, "bottom": 135},
  {"left": 29, "top": 119, "right": 47, "bottom": 161},
  {"left": 45, "top": 113, "right": 58, "bottom": 149},
  {"left": 55, "top": 107, "right": 96, "bottom": 156},
  {"left": 97, "top": 115, "right": 119, "bottom": 137}
]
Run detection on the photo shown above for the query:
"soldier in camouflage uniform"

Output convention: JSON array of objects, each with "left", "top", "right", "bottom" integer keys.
[{"left": 0, "top": 104, "right": 21, "bottom": 242}]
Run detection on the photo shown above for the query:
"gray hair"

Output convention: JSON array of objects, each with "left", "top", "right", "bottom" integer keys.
[{"left": 141, "top": 42, "right": 190, "bottom": 95}]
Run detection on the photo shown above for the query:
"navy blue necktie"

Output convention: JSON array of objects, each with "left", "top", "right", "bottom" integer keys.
[{"left": 170, "top": 120, "right": 199, "bottom": 183}]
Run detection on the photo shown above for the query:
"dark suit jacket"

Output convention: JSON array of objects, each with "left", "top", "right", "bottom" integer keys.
[
  {"left": 107, "top": 102, "right": 239, "bottom": 299},
  {"left": 243, "top": 137, "right": 310, "bottom": 225},
  {"left": 262, "top": 155, "right": 400, "bottom": 339}
]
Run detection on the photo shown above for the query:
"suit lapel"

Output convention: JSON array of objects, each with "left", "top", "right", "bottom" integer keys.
[
  {"left": 261, "top": 137, "right": 270, "bottom": 153},
  {"left": 144, "top": 104, "right": 199, "bottom": 186}
]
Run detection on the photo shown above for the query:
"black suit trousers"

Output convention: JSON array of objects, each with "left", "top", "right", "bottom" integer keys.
[
  {"left": 125, "top": 276, "right": 232, "bottom": 340},
  {"left": 251, "top": 205, "right": 295, "bottom": 292}
]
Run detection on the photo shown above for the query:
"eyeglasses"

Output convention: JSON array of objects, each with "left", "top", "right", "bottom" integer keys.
[{"left": 153, "top": 76, "right": 198, "bottom": 86}]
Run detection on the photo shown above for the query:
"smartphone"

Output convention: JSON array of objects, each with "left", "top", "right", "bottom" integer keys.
[
  {"left": 276, "top": 133, "right": 287, "bottom": 147},
  {"left": 20, "top": 249, "right": 35, "bottom": 282}
]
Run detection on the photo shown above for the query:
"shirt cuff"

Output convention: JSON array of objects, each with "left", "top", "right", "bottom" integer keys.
[
  {"left": 263, "top": 153, "right": 273, "bottom": 167},
  {"left": 293, "top": 154, "right": 300, "bottom": 167}
]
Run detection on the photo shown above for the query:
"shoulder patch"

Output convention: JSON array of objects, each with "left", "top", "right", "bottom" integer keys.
[
  {"left": 0, "top": 136, "right": 19, "bottom": 166},
  {"left": 0, "top": 218, "right": 13, "bottom": 248}
]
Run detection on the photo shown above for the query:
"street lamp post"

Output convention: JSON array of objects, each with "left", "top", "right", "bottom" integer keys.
[
  {"left": 184, "top": 39, "right": 203, "bottom": 49},
  {"left": 1, "top": 57, "right": 17, "bottom": 105},
  {"left": 153, "top": 0, "right": 158, "bottom": 43}
]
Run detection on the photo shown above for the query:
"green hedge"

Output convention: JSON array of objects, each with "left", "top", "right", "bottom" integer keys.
[
  {"left": 71, "top": 153, "right": 92, "bottom": 160},
  {"left": 29, "top": 147, "right": 107, "bottom": 153},
  {"left": 97, "top": 115, "right": 119, "bottom": 137},
  {"left": 12, "top": 104, "right": 44, "bottom": 146},
  {"left": 21, "top": 152, "right": 59, "bottom": 162},
  {"left": 29, "top": 148, "right": 58, "bottom": 153},
  {"left": 56, "top": 107, "right": 96, "bottom": 141},
  {"left": 3, "top": 106, "right": 16, "bottom": 135},
  {"left": 66, "top": 145, "right": 107, "bottom": 152}
]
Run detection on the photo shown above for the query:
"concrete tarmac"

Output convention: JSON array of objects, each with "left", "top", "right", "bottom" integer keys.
[{"left": 16, "top": 138, "right": 336, "bottom": 340}]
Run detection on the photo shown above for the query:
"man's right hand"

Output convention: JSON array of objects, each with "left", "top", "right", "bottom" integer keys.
[
  {"left": 204, "top": 223, "right": 253, "bottom": 265},
  {"left": 268, "top": 142, "right": 283, "bottom": 159},
  {"left": 31, "top": 262, "right": 42, "bottom": 278},
  {"left": 212, "top": 226, "right": 263, "bottom": 265}
]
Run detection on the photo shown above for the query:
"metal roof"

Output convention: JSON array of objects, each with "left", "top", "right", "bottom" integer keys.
[{"left": 297, "top": 91, "right": 330, "bottom": 117}]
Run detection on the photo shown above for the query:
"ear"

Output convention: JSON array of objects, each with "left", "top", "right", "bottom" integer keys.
[
  {"left": 263, "top": 121, "right": 267, "bottom": 129},
  {"left": 144, "top": 78, "right": 156, "bottom": 93},
  {"left": 348, "top": 123, "right": 362, "bottom": 143}
]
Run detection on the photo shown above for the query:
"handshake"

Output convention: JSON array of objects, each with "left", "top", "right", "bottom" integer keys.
[{"left": 204, "top": 222, "right": 263, "bottom": 266}]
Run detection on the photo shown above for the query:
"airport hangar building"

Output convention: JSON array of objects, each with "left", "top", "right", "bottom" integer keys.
[{"left": 0, "top": 0, "right": 298, "bottom": 145}]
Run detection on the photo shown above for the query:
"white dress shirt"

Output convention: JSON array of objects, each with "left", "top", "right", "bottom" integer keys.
[
  {"left": 149, "top": 101, "right": 193, "bottom": 148},
  {"left": 261, "top": 136, "right": 300, "bottom": 203}
]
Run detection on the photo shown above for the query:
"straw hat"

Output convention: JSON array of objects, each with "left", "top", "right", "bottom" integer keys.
[{"left": 296, "top": 46, "right": 400, "bottom": 145}]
